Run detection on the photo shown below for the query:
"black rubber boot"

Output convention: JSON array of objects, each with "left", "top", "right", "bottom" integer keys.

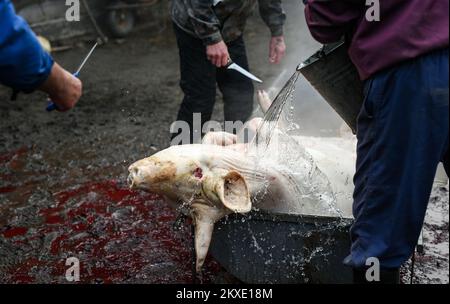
[{"left": 353, "top": 267, "right": 400, "bottom": 284}]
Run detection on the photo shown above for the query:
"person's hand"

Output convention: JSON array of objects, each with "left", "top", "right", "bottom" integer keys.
[
  {"left": 39, "top": 62, "right": 82, "bottom": 111},
  {"left": 269, "top": 36, "right": 286, "bottom": 64},
  {"left": 206, "top": 41, "right": 230, "bottom": 68}
]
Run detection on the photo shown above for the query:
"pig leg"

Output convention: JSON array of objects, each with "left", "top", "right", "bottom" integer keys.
[
  {"left": 257, "top": 90, "right": 272, "bottom": 114},
  {"left": 190, "top": 203, "right": 228, "bottom": 272}
]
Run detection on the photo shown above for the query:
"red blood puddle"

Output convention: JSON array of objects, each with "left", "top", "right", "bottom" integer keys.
[
  {"left": 1, "top": 179, "right": 221, "bottom": 283},
  {"left": 2, "top": 227, "right": 28, "bottom": 238},
  {"left": 0, "top": 186, "right": 17, "bottom": 194}
]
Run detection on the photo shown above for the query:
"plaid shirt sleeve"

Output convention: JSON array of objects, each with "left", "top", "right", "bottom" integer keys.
[
  {"left": 184, "top": 0, "right": 223, "bottom": 45},
  {"left": 258, "top": 0, "right": 286, "bottom": 37}
]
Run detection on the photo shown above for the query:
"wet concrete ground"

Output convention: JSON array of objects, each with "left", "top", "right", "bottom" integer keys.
[{"left": 1, "top": 1, "right": 448, "bottom": 283}]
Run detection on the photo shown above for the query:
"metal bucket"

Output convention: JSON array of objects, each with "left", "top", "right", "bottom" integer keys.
[
  {"left": 210, "top": 211, "right": 353, "bottom": 284},
  {"left": 298, "top": 41, "right": 364, "bottom": 133}
]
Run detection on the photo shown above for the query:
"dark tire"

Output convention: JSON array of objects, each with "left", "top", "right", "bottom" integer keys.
[{"left": 106, "top": 1, "right": 136, "bottom": 38}]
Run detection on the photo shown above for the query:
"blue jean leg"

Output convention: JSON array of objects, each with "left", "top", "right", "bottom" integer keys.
[{"left": 344, "top": 48, "right": 449, "bottom": 269}]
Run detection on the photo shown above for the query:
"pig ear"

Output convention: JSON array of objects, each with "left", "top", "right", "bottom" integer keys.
[{"left": 216, "top": 171, "right": 251, "bottom": 213}]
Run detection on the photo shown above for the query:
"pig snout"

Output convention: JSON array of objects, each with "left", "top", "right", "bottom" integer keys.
[{"left": 127, "top": 158, "right": 177, "bottom": 190}]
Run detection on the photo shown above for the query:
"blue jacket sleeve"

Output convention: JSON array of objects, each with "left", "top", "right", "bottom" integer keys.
[{"left": 0, "top": 0, "right": 54, "bottom": 92}]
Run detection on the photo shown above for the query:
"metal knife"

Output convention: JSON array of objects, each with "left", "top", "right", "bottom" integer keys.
[{"left": 226, "top": 59, "right": 263, "bottom": 83}]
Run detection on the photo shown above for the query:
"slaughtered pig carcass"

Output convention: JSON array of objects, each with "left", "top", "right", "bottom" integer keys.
[{"left": 128, "top": 91, "right": 356, "bottom": 272}]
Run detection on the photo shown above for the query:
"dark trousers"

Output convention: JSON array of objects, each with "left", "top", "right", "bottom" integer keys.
[
  {"left": 344, "top": 48, "right": 449, "bottom": 270},
  {"left": 172, "top": 24, "right": 254, "bottom": 143}
]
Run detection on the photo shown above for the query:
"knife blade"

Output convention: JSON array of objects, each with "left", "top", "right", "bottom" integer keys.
[
  {"left": 46, "top": 42, "right": 98, "bottom": 112},
  {"left": 226, "top": 60, "right": 263, "bottom": 83}
]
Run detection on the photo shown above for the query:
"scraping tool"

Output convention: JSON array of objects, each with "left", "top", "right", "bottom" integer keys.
[{"left": 46, "top": 42, "right": 98, "bottom": 112}]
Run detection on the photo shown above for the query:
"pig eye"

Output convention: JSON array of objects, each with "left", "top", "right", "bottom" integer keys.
[{"left": 193, "top": 167, "right": 203, "bottom": 179}]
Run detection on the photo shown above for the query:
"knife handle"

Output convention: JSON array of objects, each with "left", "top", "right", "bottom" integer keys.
[
  {"left": 225, "top": 58, "right": 233, "bottom": 68},
  {"left": 46, "top": 71, "right": 80, "bottom": 112}
]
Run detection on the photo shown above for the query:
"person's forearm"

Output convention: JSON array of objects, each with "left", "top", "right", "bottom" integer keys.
[
  {"left": 0, "top": 0, "right": 81, "bottom": 111},
  {"left": 38, "top": 63, "right": 82, "bottom": 111},
  {"left": 304, "top": 0, "right": 364, "bottom": 44},
  {"left": 258, "top": 0, "right": 286, "bottom": 64}
]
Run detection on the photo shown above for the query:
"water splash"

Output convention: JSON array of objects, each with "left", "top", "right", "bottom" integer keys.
[
  {"left": 252, "top": 71, "right": 301, "bottom": 151},
  {"left": 244, "top": 70, "right": 341, "bottom": 218}
]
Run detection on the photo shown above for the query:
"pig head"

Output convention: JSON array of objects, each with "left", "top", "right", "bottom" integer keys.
[{"left": 128, "top": 144, "right": 251, "bottom": 271}]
